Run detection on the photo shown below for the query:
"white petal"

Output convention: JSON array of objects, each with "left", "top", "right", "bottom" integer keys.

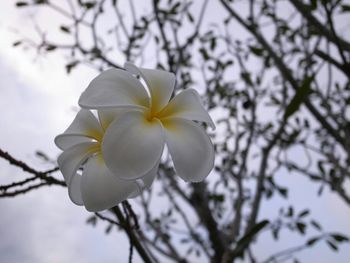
[
  {"left": 81, "top": 155, "right": 140, "bottom": 212},
  {"left": 158, "top": 89, "right": 215, "bottom": 129},
  {"left": 55, "top": 110, "right": 103, "bottom": 150},
  {"left": 102, "top": 111, "right": 165, "bottom": 180},
  {"left": 79, "top": 68, "right": 150, "bottom": 110},
  {"left": 57, "top": 141, "right": 99, "bottom": 185},
  {"left": 98, "top": 108, "right": 131, "bottom": 131},
  {"left": 125, "top": 62, "right": 175, "bottom": 113},
  {"left": 163, "top": 118, "right": 214, "bottom": 182},
  {"left": 128, "top": 161, "right": 159, "bottom": 198},
  {"left": 68, "top": 173, "right": 83, "bottom": 206}
]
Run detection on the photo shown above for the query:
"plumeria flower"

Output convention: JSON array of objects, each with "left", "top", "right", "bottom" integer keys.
[
  {"left": 55, "top": 109, "right": 158, "bottom": 212},
  {"left": 78, "top": 62, "right": 215, "bottom": 183}
]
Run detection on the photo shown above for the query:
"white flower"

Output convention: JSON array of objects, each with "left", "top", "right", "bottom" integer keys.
[
  {"left": 55, "top": 63, "right": 215, "bottom": 211},
  {"left": 78, "top": 62, "right": 215, "bottom": 183},
  {"left": 55, "top": 109, "right": 157, "bottom": 212}
]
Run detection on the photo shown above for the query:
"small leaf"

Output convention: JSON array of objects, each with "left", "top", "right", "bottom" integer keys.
[
  {"left": 105, "top": 224, "right": 113, "bottom": 234},
  {"left": 60, "top": 26, "right": 70, "bottom": 33},
  {"left": 272, "top": 228, "right": 279, "bottom": 240},
  {"left": 317, "top": 161, "right": 325, "bottom": 175},
  {"left": 307, "top": 237, "right": 320, "bottom": 247},
  {"left": 298, "top": 209, "right": 310, "bottom": 218},
  {"left": 209, "top": 194, "right": 225, "bottom": 202},
  {"left": 278, "top": 187, "right": 288, "bottom": 198},
  {"left": 310, "top": 0, "right": 318, "bottom": 10},
  {"left": 284, "top": 76, "right": 314, "bottom": 120},
  {"left": 187, "top": 12, "right": 194, "bottom": 23},
  {"left": 35, "top": 150, "right": 50, "bottom": 161},
  {"left": 341, "top": 4, "right": 350, "bottom": 12},
  {"left": 331, "top": 234, "right": 349, "bottom": 243},
  {"left": 34, "top": 0, "right": 48, "bottom": 4},
  {"left": 309, "top": 174, "right": 322, "bottom": 181},
  {"left": 16, "top": 2, "right": 28, "bottom": 7},
  {"left": 287, "top": 206, "right": 294, "bottom": 217},
  {"left": 199, "top": 48, "right": 210, "bottom": 60},
  {"left": 249, "top": 45, "right": 264, "bottom": 56},
  {"left": 46, "top": 45, "right": 57, "bottom": 51},
  {"left": 83, "top": 2, "right": 96, "bottom": 9},
  {"left": 86, "top": 216, "right": 97, "bottom": 226},
  {"left": 236, "top": 220, "right": 270, "bottom": 249},
  {"left": 296, "top": 222, "right": 306, "bottom": 235},
  {"left": 318, "top": 184, "right": 324, "bottom": 196},
  {"left": 210, "top": 38, "right": 217, "bottom": 51},
  {"left": 66, "top": 61, "right": 79, "bottom": 74},
  {"left": 12, "top": 41, "right": 22, "bottom": 47},
  {"left": 170, "top": 2, "right": 181, "bottom": 14},
  {"left": 326, "top": 240, "right": 338, "bottom": 251},
  {"left": 241, "top": 72, "right": 253, "bottom": 86},
  {"left": 311, "top": 220, "right": 322, "bottom": 231}
]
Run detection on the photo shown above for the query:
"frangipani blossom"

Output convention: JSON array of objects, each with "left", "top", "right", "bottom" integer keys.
[
  {"left": 79, "top": 62, "right": 215, "bottom": 183},
  {"left": 55, "top": 109, "right": 157, "bottom": 212}
]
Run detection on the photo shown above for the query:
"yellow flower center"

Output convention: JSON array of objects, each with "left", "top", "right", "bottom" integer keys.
[
  {"left": 85, "top": 129, "right": 104, "bottom": 156},
  {"left": 145, "top": 109, "right": 160, "bottom": 122}
]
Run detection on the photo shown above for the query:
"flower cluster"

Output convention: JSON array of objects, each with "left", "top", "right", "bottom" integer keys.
[{"left": 55, "top": 62, "right": 215, "bottom": 212}]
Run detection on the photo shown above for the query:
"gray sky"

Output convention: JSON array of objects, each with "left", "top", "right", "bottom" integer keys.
[{"left": 0, "top": 1, "right": 349, "bottom": 262}]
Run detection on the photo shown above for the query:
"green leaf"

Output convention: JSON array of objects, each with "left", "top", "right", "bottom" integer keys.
[
  {"left": 60, "top": 26, "right": 70, "bottom": 33},
  {"left": 310, "top": 0, "right": 318, "bottom": 10},
  {"left": 241, "top": 72, "right": 253, "bottom": 86},
  {"left": 12, "top": 41, "right": 22, "bottom": 47},
  {"left": 249, "top": 45, "right": 264, "bottom": 56},
  {"left": 311, "top": 220, "right": 322, "bottom": 231},
  {"left": 272, "top": 228, "right": 279, "bottom": 240},
  {"left": 210, "top": 38, "right": 217, "bottom": 51},
  {"left": 86, "top": 215, "right": 97, "bottom": 226},
  {"left": 105, "top": 224, "right": 113, "bottom": 234},
  {"left": 277, "top": 187, "right": 288, "bottom": 198},
  {"left": 236, "top": 220, "right": 270, "bottom": 249},
  {"left": 284, "top": 76, "right": 313, "bottom": 120},
  {"left": 199, "top": 48, "right": 210, "bottom": 60},
  {"left": 81, "top": 1, "right": 96, "bottom": 9},
  {"left": 296, "top": 222, "right": 306, "bottom": 235},
  {"left": 65, "top": 61, "right": 79, "bottom": 74},
  {"left": 331, "top": 234, "right": 349, "bottom": 243},
  {"left": 46, "top": 45, "right": 57, "bottom": 51},
  {"left": 309, "top": 174, "right": 322, "bottom": 181},
  {"left": 298, "top": 209, "right": 310, "bottom": 218},
  {"left": 341, "top": 5, "right": 350, "bottom": 12},
  {"left": 34, "top": 0, "right": 48, "bottom": 4},
  {"left": 170, "top": 2, "right": 181, "bottom": 14},
  {"left": 209, "top": 194, "right": 225, "bottom": 202},
  {"left": 326, "top": 240, "right": 338, "bottom": 251},
  {"left": 317, "top": 161, "right": 325, "bottom": 175},
  {"left": 16, "top": 2, "right": 28, "bottom": 7},
  {"left": 187, "top": 12, "right": 194, "bottom": 23},
  {"left": 307, "top": 237, "right": 320, "bottom": 247},
  {"left": 287, "top": 206, "right": 294, "bottom": 217}
]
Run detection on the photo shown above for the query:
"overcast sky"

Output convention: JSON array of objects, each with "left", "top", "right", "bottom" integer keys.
[{"left": 0, "top": 1, "right": 349, "bottom": 262}]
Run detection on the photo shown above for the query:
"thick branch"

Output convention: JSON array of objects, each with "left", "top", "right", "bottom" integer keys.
[
  {"left": 111, "top": 206, "right": 154, "bottom": 263},
  {"left": 191, "top": 182, "right": 226, "bottom": 262}
]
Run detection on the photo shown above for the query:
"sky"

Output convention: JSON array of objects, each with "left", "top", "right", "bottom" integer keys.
[
  {"left": 0, "top": 1, "right": 349, "bottom": 263},
  {"left": 0, "top": 2, "right": 136, "bottom": 262}
]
